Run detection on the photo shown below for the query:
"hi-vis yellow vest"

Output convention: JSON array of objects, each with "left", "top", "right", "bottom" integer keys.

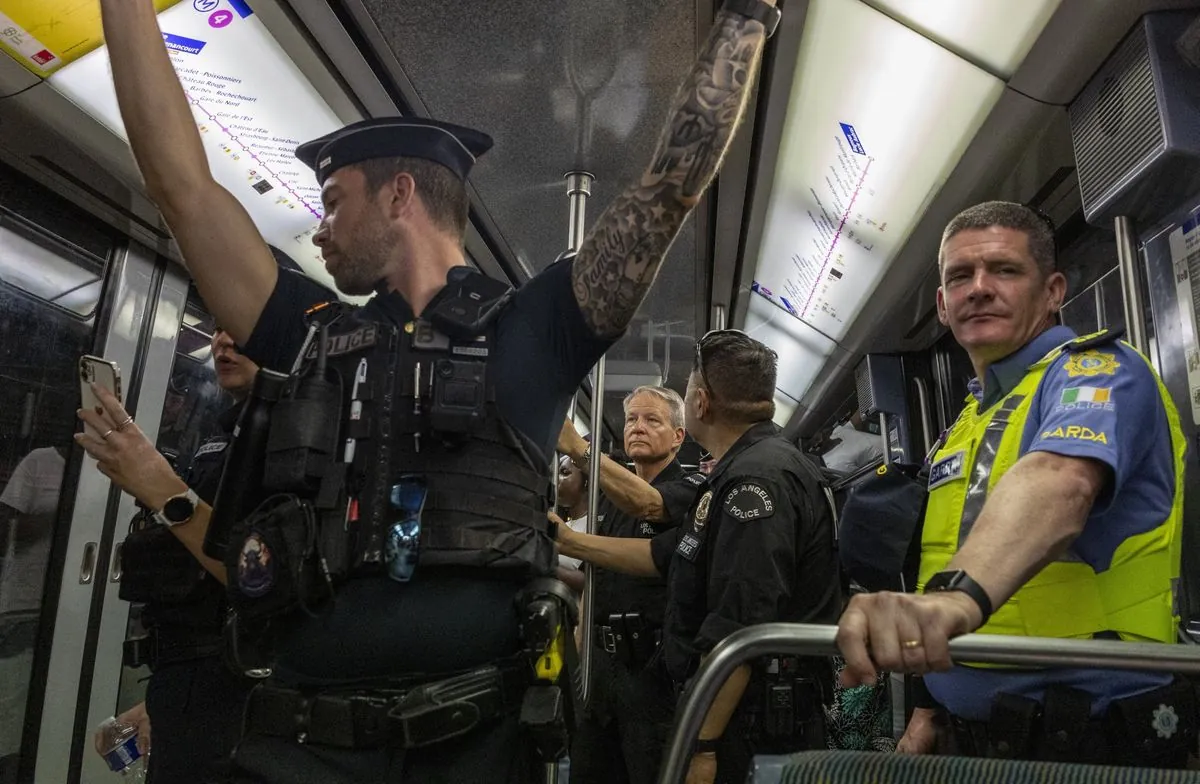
[{"left": 918, "top": 331, "right": 1187, "bottom": 643}]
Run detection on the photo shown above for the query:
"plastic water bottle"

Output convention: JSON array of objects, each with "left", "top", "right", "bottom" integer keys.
[{"left": 95, "top": 716, "right": 146, "bottom": 780}]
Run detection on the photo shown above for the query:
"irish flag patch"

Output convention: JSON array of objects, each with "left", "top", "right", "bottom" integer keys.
[{"left": 1060, "top": 387, "right": 1111, "bottom": 405}]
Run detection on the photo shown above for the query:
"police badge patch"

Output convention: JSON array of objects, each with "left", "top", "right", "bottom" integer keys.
[
  {"left": 237, "top": 533, "right": 275, "bottom": 598},
  {"left": 693, "top": 490, "right": 713, "bottom": 530},
  {"left": 723, "top": 483, "right": 774, "bottom": 521},
  {"left": 1064, "top": 350, "right": 1120, "bottom": 378}
]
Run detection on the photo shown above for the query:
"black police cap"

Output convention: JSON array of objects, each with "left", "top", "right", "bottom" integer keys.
[{"left": 295, "top": 117, "right": 494, "bottom": 185}]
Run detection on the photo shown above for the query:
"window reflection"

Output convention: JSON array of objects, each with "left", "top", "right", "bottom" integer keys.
[{"left": 0, "top": 221, "right": 101, "bottom": 783}]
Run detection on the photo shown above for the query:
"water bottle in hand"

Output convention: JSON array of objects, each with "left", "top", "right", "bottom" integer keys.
[{"left": 94, "top": 716, "right": 146, "bottom": 779}]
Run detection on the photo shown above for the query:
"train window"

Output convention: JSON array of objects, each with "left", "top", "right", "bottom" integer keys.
[
  {"left": 0, "top": 219, "right": 105, "bottom": 320},
  {"left": 115, "top": 291, "right": 232, "bottom": 714},
  {"left": 0, "top": 220, "right": 104, "bottom": 780}
]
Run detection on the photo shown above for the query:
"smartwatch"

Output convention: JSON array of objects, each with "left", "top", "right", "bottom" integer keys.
[
  {"left": 722, "top": 0, "right": 782, "bottom": 38},
  {"left": 923, "top": 569, "right": 994, "bottom": 627},
  {"left": 154, "top": 489, "right": 199, "bottom": 528}
]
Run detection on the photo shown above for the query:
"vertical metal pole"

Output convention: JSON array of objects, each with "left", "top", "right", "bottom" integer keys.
[
  {"left": 565, "top": 171, "right": 599, "bottom": 718},
  {"left": 1115, "top": 216, "right": 1148, "bottom": 355},
  {"left": 878, "top": 412, "right": 890, "bottom": 466}
]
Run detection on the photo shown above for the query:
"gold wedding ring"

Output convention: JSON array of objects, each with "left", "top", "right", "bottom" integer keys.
[
  {"left": 901, "top": 639, "right": 922, "bottom": 649},
  {"left": 116, "top": 415, "right": 134, "bottom": 431},
  {"left": 101, "top": 428, "right": 114, "bottom": 440}
]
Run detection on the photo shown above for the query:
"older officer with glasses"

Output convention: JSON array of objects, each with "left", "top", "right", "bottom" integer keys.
[{"left": 556, "top": 330, "right": 841, "bottom": 784}]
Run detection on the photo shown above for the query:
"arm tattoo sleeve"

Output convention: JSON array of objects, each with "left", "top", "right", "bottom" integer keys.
[{"left": 572, "top": 11, "right": 768, "bottom": 338}]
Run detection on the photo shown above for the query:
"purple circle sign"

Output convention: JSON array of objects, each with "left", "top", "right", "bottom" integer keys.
[{"left": 209, "top": 10, "right": 233, "bottom": 28}]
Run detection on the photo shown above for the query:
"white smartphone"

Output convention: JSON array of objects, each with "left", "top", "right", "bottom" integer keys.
[{"left": 79, "top": 355, "right": 123, "bottom": 439}]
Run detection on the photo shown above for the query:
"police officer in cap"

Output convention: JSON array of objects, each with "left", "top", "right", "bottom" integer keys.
[
  {"left": 84, "top": 323, "right": 263, "bottom": 782},
  {"left": 557, "top": 387, "right": 704, "bottom": 784},
  {"left": 556, "top": 330, "right": 842, "bottom": 784},
  {"left": 97, "top": 0, "right": 781, "bottom": 781}
]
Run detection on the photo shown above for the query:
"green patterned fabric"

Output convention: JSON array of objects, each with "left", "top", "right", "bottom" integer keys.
[
  {"left": 768, "top": 751, "right": 1200, "bottom": 783},
  {"left": 824, "top": 656, "right": 895, "bottom": 752}
]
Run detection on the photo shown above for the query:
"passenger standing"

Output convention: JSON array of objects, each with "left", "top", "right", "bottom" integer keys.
[
  {"left": 558, "top": 387, "right": 703, "bottom": 784},
  {"left": 836, "top": 201, "right": 1196, "bottom": 767}
]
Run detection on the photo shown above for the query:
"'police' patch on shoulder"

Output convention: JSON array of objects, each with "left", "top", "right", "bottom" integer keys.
[
  {"left": 675, "top": 532, "right": 703, "bottom": 562},
  {"left": 928, "top": 450, "right": 965, "bottom": 490},
  {"left": 685, "top": 473, "right": 706, "bottom": 487},
  {"left": 1064, "top": 350, "right": 1120, "bottom": 378},
  {"left": 723, "top": 483, "right": 774, "bottom": 522},
  {"left": 194, "top": 439, "right": 229, "bottom": 458}
]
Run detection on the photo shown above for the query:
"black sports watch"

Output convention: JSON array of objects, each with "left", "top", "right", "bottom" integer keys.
[
  {"left": 923, "top": 569, "right": 994, "bottom": 628},
  {"left": 722, "top": 0, "right": 781, "bottom": 38},
  {"left": 154, "top": 489, "right": 199, "bottom": 528},
  {"left": 694, "top": 737, "right": 721, "bottom": 755}
]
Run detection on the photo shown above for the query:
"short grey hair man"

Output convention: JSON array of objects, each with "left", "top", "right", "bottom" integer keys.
[{"left": 624, "top": 385, "right": 685, "bottom": 431}]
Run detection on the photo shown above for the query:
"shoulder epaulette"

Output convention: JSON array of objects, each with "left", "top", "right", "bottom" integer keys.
[{"left": 1065, "top": 327, "right": 1125, "bottom": 352}]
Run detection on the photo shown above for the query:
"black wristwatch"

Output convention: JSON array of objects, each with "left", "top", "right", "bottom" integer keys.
[
  {"left": 722, "top": 0, "right": 781, "bottom": 38},
  {"left": 694, "top": 737, "right": 720, "bottom": 755},
  {"left": 923, "top": 569, "right": 994, "bottom": 627},
  {"left": 153, "top": 489, "right": 199, "bottom": 528}
]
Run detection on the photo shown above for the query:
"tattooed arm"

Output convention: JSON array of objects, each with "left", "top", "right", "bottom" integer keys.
[{"left": 571, "top": 4, "right": 774, "bottom": 338}]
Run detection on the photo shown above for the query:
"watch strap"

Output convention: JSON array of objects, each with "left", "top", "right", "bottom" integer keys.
[
  {"left": 924, "top": 570, "right": 994, "bottom": 626},
  {"left": 694, "top": 737, "right": 721, "bottom": 754}
]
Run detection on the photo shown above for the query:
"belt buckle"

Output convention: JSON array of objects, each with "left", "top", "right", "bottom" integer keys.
[{"left": 601, "top": 626, "right": 617, "bottom": 654}]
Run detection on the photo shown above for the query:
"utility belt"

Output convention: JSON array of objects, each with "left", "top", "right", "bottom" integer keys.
[
  {"left": 123, "top": 626, "right": 224, "bottom": 671},
  {"left": 740, "top": 657, "right": 831, "bottom": 749},
  {"left": 594, "top": 612, "right": 662, "bottom": 670},
  {"left": 944, "top": 677, "right": 1197, "bottom": 768},
  {"left": 245, "top": 662, "right": 529, "bottom": 750}
]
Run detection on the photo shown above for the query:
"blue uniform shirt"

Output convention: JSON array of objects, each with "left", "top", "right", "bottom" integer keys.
[{"left": 926, "top": 326, "right": 1178, "bottom": 720}]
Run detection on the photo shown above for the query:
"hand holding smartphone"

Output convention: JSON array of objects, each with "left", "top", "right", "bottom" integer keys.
[{"left": 79, "top": 355, "right": 123, "bottom": 440}]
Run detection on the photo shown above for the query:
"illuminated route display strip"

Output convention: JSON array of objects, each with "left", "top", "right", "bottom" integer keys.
[
  {"left": 0, "top": 0, "right": 353, "bottom": 294},
  {"left": 749, "top": 0, "right": 1001, "bottom": 343}
]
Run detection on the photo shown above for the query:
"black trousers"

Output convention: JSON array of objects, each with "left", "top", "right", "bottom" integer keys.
[
  {"left": 145, "top": 657, "right": 254, "bottom": 784},
  {"left": 229, "top": 714, "right": 531, "bottom": 784},
  {"left": 569, "top": 651, "right": 676, "bottom": 784}
]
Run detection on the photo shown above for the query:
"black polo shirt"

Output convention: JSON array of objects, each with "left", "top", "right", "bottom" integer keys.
[
  {"left": 650, "top": 421, "right": 841, "bottom": 682},
  {"left": 592, "top": 459, "right": 704, "bottom": 628},
  {"left": 236, "top": 257, "right": 617, "bottom": 682}
]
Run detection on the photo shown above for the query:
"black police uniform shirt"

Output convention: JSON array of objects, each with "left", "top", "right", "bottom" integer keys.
[
  {"left": 140, "top": 402, "right": 242, "bottom": 634},
  {"left": 592, "top": 460, "right": 704, "bottom": 630},
  {"left": 237, "top": 257, "right": 617, "bottom": 682},
  {"left": 648, "top": 421, "right": 841, "bottom": 682}
]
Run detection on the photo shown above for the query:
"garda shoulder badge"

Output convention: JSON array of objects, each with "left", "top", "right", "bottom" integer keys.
[
  {"left": 723, "top": 482, "right": 775, "bottom": 522},
  {"left": 693, "top": 490, "right": 713, "bottom": 531},
  {"left": 1064, "top": 350, "right": 1120, "bottom": 378}
]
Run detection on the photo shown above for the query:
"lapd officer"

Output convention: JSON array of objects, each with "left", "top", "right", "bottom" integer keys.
[
  {"left": 836, "top": 201, "right": 1196, "bottom": 767},
  {"left": 556, "top": 330, "right": 841, "bottom": 784},
  {"left": 557, "top": 387, "right": 703, "bottom": 784},
  {"left": 96, "top": 0, "right": 780, "bottom": 781},
  {"left": 82, "top": 327, "right": 259, "bottom": 782}
]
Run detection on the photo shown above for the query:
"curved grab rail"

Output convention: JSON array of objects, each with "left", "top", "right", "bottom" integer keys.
[{"left": 657, "top": 623, "right": 1200, "bottom": 784}]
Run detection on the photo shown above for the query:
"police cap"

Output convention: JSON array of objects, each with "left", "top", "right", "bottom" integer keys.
[{"left": 295, "top": 117, "right": 494, "bottom": 185}]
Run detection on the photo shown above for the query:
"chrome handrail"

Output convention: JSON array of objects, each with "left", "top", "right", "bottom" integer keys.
[{"left": 658, "top": 623, "right": 1200, "bottom": 784}]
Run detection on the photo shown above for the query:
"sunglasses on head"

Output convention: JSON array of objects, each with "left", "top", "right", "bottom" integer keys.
[{"left": 693, "top": 329, "right": 749, "bottom": 400}]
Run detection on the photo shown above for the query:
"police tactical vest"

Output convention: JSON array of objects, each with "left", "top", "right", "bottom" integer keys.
[
  {"left": 226, "top": 278, "right": 555, "bottom": 621},
  {"left": 919, "top": 330, "right": 1187, "bottom": 643}
]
